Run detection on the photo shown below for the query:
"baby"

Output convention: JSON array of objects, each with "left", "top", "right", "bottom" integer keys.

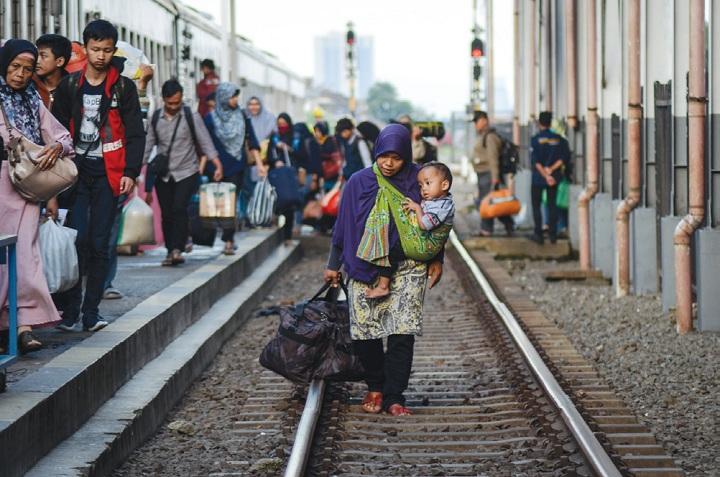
[{"left": 366, "top": 162, "right": 455, "bottom": 299}]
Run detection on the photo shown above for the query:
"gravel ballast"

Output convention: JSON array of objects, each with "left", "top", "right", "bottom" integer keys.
[{"left": 500, "top": 258, "right": 720, "bottom": 476}]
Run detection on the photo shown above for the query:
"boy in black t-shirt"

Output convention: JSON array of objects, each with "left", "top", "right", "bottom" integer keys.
[{"left": 52, "top": 20, "right": 145, "bottom": 332}]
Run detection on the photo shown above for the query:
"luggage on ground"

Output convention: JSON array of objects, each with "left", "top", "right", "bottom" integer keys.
[
  {"left": 39, "top": 219, "right": 79, "bottom": 294},
  {"left": 480, "top": 188, "right": 522, "bottom": 220},
  {"left": 247, "top": 178, "right": 277, "bottom": 227},
  {"left": 259, "top": 282, "right": 364, "bottom": 384},
  {"left": 199, "top": 182, "right": 237, "bottom": 229},
  {"left": 189, "top": 181, "right": 216, "bottom": 246},
  {"left": 117, "top": 196, "right": 156, "bottom": 246}
]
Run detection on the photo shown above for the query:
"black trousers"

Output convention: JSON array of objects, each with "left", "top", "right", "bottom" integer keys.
[
  {"left": 532, "top": 184, "right": 558, "bottom": 238},
  {"left": 155, "top": 173, "right": 199, "bottom": 253},
  {"left": 354, "top": 334, "right": 415, "bottom": 410},
  {"left": 277, "top": 207, "right": 295, "bottom": 240},
  {"left": 221, "top": 172, "right": 244, "bottom": 243}
]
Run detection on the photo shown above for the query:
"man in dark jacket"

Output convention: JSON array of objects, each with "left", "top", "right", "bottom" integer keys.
[
  {"left": 52, "top": 19, "right": 145, "bottom": 332},
  {"left": 529, "top": 111, "right": 570, "bottom": 245}
]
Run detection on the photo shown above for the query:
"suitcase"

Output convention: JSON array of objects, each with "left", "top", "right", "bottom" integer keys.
[{"left": 479, "top": 188, "right": 522, "bottom": 220}]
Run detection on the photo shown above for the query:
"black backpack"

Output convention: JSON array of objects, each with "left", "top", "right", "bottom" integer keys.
[{"left": 484, "top": 129, "right": 520, "bottom": 175}]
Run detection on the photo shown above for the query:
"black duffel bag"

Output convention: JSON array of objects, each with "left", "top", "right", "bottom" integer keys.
[{"left": 259, "top": 282, "right": 365, "bottom": 384}]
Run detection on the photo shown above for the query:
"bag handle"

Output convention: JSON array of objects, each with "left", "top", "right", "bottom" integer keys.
[
  {"left": 309, "top": 278, "right": 349, "bottom": 303},
  {"left": 0, "top": 101, "right": 18, "bottom": 144}
]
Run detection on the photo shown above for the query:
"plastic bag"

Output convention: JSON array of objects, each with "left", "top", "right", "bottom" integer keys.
[
  {"left": 117, "top": 196, "right": 156, "bottom": 246},
  {"left": 247, "top": 178, "right": 277, "bottom": 227},
  {"left": 39, "top": 220, "right": 79, "bottom": 294},
  {"left": 321, "top": 181, "right": 342, "bottom": 217},
  {"left": 199, "top": 182, "right": 237, "bottom": 229}
]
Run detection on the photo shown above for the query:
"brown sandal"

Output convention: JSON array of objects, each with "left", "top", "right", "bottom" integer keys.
[
  {"left": 387, "top": 403, "right": 412, "bottom": 416},
  {"left": 361, "top": 392, "right": 383, "bottom": 414},
  {"left": 18, "top": 331, "right": 42, "bottom": 354},
  {"left": 161, "top": 254, "right": 174, "bottom": 266}
]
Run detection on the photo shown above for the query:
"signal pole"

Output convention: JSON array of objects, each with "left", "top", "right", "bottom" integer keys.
[
  {"left": 346, "top": 22, "right": 357, "bottom": 117},
  {"left": 470, "top": 0, "right": 485, "bottom": 113}
]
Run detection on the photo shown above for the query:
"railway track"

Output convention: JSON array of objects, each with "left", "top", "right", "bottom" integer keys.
[{"left": 284, "top": 233, "right": 623, "bottom": 477}]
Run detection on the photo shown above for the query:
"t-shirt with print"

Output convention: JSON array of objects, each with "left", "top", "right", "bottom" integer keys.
[{"left": 76, "top": 81, "right": 106, "bottom": 176}]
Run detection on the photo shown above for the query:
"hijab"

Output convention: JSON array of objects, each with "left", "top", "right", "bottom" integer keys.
[
  {"left": 331, "top": 124, "right": 421, "bottom": 283},
  {"left": 0, "top": 40, "right": 42, "bottom": 144},
  {"left": 210, "top": 82, "right": 245, "bottom": 160},
  {"left": 277, "top": 112, "right": 293, "bottom": 138},
  {"left": 247, "top": 96, "right": 276, "bottom": 141}
]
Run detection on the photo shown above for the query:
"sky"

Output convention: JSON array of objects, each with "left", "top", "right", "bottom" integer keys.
[{"left": 183, "top": 0, "right": 513, "bottom": 118}]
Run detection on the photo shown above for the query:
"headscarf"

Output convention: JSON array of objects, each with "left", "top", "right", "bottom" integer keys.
[
  {"left": 210, "top": 82, "right": 245, "bottom": 160},
  {"left": 246, "top": 96, "right": 276, "bottom": 141},
  {"left": 331, "top": 124, "right": 421, "bottom": 283},
  {"left": 277, "top": 112, "right": 293, "bottom": 138},
  {"left": 0, "top": 39, "right": 42, "bottom": 144}
]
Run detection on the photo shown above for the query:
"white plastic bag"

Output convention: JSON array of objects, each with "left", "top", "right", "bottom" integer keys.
[
  {"left": 247, "top": 178, "right": 277, "bottom": 227},
  {"left": 117, "top": 196, "right": 156, "bottom": 246},
  {"left": 39, "top": 220, "right": 79, "bottom": 294},
  {"left": 199, "top": 182, "right": 237, "bottom": 228}
]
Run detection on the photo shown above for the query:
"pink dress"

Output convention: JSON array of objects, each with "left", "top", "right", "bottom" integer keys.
[{"left": 0, "top": 102, "right": 75, "bottom": 329}]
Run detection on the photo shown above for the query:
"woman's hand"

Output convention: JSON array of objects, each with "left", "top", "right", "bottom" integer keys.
[
  {"left": 427, "top": 261, "right": 443, "bottom": 289},
  {"left": 37, "top": 142, "right": 63, "bottom": 171},
  {"left": 45, "top": 197, "right": 59, "bottom": 219},
  {"left": 324, "top": 269, "right": 341, "bottom": 287}
]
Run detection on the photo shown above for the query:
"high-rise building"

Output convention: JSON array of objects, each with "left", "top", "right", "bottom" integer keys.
[{"left": 314, "top": 31, "right": 374, "bottom": 99}]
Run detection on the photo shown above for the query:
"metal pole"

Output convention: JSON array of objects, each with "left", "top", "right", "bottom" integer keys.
[
  {"left": 284, "top": 379, "right": 325, "bottom": 477},
  {"left": 565, "top": 0, "right": 577, "bottom": 129},
  {"left": 229, "top": 0, "right": 238, "bottom": 83},
  {"left": 674, "top": 0, "right": 707, "bottom": 333},
  {"left": 530, "top": 0, "right": 537, "bottom": 120},
  {"left": 487, "top": 0, "right": 494, "bottom": 119},
  {"left": 512, "top": 0, "right": 521, "bottom": 145},
  {"left": 578, "top": 0, "right": 599, "bottom": 270},
  {"left": 615, "top": 0, "right": 642, "bottom": 297}
]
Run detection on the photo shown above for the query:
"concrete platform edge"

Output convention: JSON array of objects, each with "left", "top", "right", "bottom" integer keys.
[
  {"left": 0, "top": 229, "right": 282, "bottom": 477},
  {"left": 26, "top": 242, "right": 302, "bottom": 477}
]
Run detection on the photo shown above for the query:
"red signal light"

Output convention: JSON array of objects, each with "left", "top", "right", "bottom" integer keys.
[{"left": 471, "top": 38, "right": 484, "bottom": 58}]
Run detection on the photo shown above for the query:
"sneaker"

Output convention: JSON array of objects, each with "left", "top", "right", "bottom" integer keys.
[
  {"left": 56, "top": 322, "right": 78, "bottom": 332},
  {"left": 529, "top": 233, "right": 545, "bottom": 245},
  {"left": 103, "top": 287, "right": 124, "bottom": 300},
  {"left": 83, "top": 319, "right": 109, "bottom": 332}
]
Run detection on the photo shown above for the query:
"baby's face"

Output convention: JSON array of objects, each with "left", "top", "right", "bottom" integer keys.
[{"left": 418, "top": 168, "right": 449, "bottom": 201}]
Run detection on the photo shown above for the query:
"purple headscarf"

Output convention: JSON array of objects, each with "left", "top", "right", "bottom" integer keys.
[{"left": 331, "top": 124, "right": 421, "bottom": 283}]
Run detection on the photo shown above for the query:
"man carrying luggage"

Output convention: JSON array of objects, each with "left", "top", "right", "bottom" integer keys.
[{"left": 144, "top": 79, "right": 222, "bottom": 266}]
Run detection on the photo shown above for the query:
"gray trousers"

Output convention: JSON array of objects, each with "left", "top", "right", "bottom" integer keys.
[{"left": 477, "top": 171, "right": 514, "bottom": 233}]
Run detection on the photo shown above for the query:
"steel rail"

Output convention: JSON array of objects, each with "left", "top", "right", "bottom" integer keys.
[
  {"left": 284, "top": 379, "right": 326, "bottom": 477},
  {"left": 449, "top": 230, "right": 622, "bottom": 477}
]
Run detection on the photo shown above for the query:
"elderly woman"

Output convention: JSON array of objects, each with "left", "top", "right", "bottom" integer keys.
[
  {"left": 324, "top": 124, "right": 443, "bottom": 416},
  {"left": 0, "top": 40, "right": 74, "bottom": 353},
  {"left": 204, "top": 82, "right": 264, "bottom": 255}
]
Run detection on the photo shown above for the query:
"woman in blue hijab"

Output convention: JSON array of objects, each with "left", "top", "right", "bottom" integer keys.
[{"left": 324, "top": 124, "right": 443, "bottom": 416}]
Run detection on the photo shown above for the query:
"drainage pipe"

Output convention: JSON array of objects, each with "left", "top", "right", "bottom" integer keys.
[
  {"left": 674, "top": 0, "right": 706, "bottom": 334},
  {"left": 615, "top": 0, "right": 642, "bottom": 297},
  {"left": 564, "top": 0, "right": 577, "bottom": 130},
  {"left": 530, "top": 0, "right": 538, "bottom": 120},
  {"left": 542, "top": 0, "right": 553, "bottom": 111},
  {"left": 578, "top": 0, "right": 598, "bottom": 270}
]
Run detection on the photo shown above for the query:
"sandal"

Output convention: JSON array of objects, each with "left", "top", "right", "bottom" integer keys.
[
  {"left": 171, "top": 249, "right": 185, "bottom": 265},
  {"left": 18, "top": 331, "right": 42, "bottom": 354},
  {"left": 161, "top": 254, "right": 174, "bottom": 267},
  {"left": 361, "top": 392, "right": 383, "bottom": 414},
  {"left": 387, "top": 403, "right": 413, "bottom": 416},
  {"left": 223, "top": 244, "right": 236, "bottom": 256}
]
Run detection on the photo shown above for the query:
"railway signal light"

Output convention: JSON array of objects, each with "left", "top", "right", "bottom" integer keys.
[
  {"left": 181, "top": 45, "right": 191, "bottom": 60},
  {"left": 473, "top": 64, "right": 482, "bottom": 81},
  {"left": 346, "top": 27, "right": 355, "bottom": 46},
  {"left": 471, "top": 38, "right": 484, "bottom": 58}
]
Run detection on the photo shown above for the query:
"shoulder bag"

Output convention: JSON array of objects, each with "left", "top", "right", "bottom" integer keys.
[
  {"left": 148, "top": 111, "right": 182, "bottom": 178},
  {"left": 1, "top": 102, "right": 78, "bottom": 203}
]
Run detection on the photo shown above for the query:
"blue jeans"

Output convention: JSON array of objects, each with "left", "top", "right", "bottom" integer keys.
[{"left": 61, "top": 175, "right": 118, "bottom": 327}]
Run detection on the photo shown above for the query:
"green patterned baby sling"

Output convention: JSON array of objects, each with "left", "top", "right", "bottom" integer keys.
[{"left": 357, "top": 164, "right": 452, "bottom": 267}]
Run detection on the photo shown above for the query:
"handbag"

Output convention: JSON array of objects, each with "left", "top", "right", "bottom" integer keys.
[
  {"left": 480, "top": 188, "right": 521, "bottom": 220},
  {"left": 148, "top": 112, "right": 182, "bottom": 178},
  {"left": 259, "top": 282, "right": 364, "bottom": 384},
  {"left": 321, "top": 180, "right": 342, "bottom": 217},
  {"left": 1, "top": 103, "right": 77, "bottom": 203},
  {"left": 247, "top": 177, "right": 277, "bottom": 227}
]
